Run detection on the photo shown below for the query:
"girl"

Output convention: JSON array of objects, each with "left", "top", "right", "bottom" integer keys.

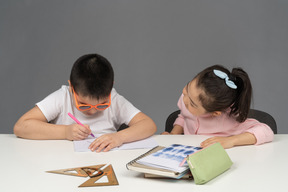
[{"left": 162, "top": 65, "right": 274, "bottom": 149}]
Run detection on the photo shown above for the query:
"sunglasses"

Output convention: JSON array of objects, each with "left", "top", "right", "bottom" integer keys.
[{"left": 72, "top": 87, "right": 111, "bottom": 111}]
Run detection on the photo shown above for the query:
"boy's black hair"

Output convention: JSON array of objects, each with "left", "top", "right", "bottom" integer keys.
[
  {"left": 195, "top": 65, "right": 252, "bottom": 122},
  {"left": 70, "top": 53, "right": 114, "bottom": 100}
]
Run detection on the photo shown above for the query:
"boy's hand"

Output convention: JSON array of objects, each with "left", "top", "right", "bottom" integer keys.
[
  {"left": 88, "top": 133, "right": 124, "bottom": 152},
  {"left": 200, "top": 136, "right": 236, "bottom": 149},
  {"left": 161, "top": 131, "right": 171, "bottom": 135},
  {"left": 65, "top": 124, "right": 91, "bottom": 141}
]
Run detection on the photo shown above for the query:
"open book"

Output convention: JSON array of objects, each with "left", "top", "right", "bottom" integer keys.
[{"left": 127, "top": 144, "right": 201, "bottom": 179}]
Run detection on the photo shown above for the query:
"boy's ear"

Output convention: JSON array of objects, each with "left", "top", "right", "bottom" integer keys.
[{"left": 212, "top": 111, "right": 222, "bottom": 117}]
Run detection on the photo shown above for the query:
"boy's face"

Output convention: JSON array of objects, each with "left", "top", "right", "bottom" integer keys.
[{"left": 72, "top": 88, "right": 111, "bottom": 116}]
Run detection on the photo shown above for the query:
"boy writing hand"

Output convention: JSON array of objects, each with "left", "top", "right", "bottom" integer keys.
[{"left": 65, "top": 123, "right": 92, "bottom": 141}]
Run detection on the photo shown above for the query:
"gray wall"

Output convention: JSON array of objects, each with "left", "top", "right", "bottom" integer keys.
[{"left": 1, "top": 0, "right": 287, "bottom": 134}]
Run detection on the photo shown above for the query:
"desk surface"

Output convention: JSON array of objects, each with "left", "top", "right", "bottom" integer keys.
[{"left": 1, "top": 134, "right": 287, "bottom": 192}]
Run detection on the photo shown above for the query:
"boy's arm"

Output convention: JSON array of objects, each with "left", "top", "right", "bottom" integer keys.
[
  {"left": 119, "top": 112, "right": 157, "bottom": 142},
  {"left": 89, "top": 112, "right": 157, "bottom": 152},
  {"left": 14, "top": 106, "right": 91, "bottom": 140},
  {"left": 161, "top": 124, "right": 184, "bottom": 135}
]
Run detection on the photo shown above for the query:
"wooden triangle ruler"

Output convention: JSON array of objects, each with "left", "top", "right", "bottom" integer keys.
[
  {"left": 79, "top": 164, "right": 119, "bottom": 187},
  {"left": 47, "top": 164, "right": 119, "bottom": 187},
  {"left": 46, "top": 164, "right": 105, "bottom": 177}
]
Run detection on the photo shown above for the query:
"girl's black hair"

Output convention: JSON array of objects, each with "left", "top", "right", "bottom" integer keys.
[
  {"left": 195, "top": 65, "right": 252, "bottom": 122},
  {"left": 70, "top": 53, "right": 114, "bottom": 100}
]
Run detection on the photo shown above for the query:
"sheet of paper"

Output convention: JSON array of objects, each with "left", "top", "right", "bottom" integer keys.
[{"left": 73, "top": 136, "right": 158, "bottom": 152}]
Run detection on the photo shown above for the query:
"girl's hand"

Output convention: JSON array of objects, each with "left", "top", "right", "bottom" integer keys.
[
  {"left": 200, "top": 136, "right": 236, "bottom": 149},
  {"left": 200, "top": 133, "right": 257, "bottom": 149},
  {"left": 65, "top": 124, "right": 91, "bottom": 141},
  {"left": 89, "top": 133, "right": 124, "bottom": 152}
]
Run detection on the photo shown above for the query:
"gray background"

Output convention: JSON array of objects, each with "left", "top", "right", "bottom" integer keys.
[{"left": 1, "top": 0, "right": 287, "bottom": 134}]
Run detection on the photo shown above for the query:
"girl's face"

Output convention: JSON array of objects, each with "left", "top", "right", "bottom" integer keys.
[{"left": 182, "top": 79, "right": 207, "bottom": 116}]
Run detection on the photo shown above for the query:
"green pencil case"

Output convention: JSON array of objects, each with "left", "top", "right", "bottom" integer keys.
[{"left": 186, "top": 142, "right": 233, "bottom": 185}]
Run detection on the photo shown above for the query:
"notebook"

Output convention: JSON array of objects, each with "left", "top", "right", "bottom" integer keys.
[{"left": 127, "top": 144, "right": 201, "bottom": 179}]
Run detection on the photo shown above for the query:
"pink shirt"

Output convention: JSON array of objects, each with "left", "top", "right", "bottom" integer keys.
[{"left": 174, "top": 94, "right": 274, "bottom": 145}]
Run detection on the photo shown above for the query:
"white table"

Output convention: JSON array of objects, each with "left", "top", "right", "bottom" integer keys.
[{"left": 1, "top": 134, "right": 287, "bottom": 192}]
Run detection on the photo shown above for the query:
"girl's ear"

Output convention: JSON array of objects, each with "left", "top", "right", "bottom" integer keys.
[
  {"left": 68, "top": 80, "right": 72, "bottom": 92},
  {"left": 212, "top": 111, "right": 222, "bottom": 117}
]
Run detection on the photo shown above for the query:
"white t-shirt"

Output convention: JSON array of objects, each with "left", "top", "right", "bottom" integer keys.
[{"left": 36, "top": 85, "right": 141, "bottom": 134}]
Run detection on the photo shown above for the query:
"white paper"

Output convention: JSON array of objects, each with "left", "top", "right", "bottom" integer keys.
[{"left": 73, "top": 136, "right": 158, "bottom": 152}]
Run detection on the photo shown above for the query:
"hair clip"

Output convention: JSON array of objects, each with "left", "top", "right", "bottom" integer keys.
[{"left": 213, "top": 70, "right": 237, "bottom": 89}]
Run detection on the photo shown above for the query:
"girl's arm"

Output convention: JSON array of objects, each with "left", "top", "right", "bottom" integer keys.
[
  {"left": 200, "top": 132, "right": 257, "bottom": 149},
  {"left": 201, "top": 117, "right": 274, "bottom": 149}
]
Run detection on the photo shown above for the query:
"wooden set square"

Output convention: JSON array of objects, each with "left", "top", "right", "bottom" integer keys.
[{"left": 47, "top": 164, "right": 119, "bottom": 187}]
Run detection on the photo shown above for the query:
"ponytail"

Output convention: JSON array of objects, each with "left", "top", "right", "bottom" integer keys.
[{"left": 230, "top": 68, "right": 252, "bottom": 122}]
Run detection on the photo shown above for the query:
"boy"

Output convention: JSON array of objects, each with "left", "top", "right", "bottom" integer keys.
[{"left": 14, "top": 53, "right": 157, "bottom": 152}]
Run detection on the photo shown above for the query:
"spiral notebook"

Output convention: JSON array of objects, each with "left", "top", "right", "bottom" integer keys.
[{"left": 127, "top": 144, "right": 201, "bottom": 179}]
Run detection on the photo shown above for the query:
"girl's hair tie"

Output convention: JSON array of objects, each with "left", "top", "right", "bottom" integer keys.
[{"left": 213, "top": 69, "right": 237, "bottom": 89}]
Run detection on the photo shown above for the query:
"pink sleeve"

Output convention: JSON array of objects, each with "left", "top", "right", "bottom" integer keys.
[
  {"left": 242, "top": 119, "right": 274, "bottom": 145},
  {"left": 173, "top": 95, "right": 185, "bottom": 127}
]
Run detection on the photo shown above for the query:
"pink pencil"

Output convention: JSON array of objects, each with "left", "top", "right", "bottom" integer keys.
[{"left": 68, "top": 112, "right": 95, "bottom": 138}]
